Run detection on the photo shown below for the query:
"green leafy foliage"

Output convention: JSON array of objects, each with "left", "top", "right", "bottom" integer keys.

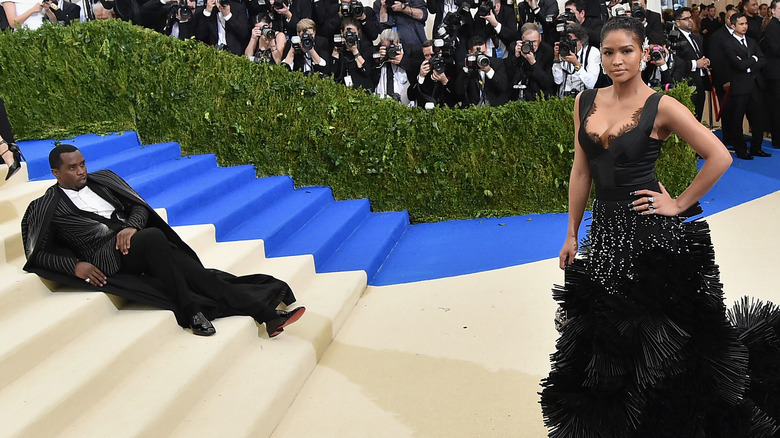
[{"left": 0, "top": 20, "right": 698, "bottom": 222}]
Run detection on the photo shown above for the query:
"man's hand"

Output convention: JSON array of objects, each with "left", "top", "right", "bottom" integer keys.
[
  {"left": 75, "top": 261, "right": 107, "bottom": 287},
  {"left": 562, "top": 52, "right": 578, "bottom": 66},
  {"left": 216, "top": 0, "right": 231, "bottom": 16},
  {"left": 431, "top": 69, "right": 449, "bottom": 84},
  {"left": 205, "top": 0, "right": 216, "bottom": 10},
  {"left": 116, "top": 227, "right": 137, "bottom": 255},
  {"left": 527, "top": 0, "right": 538, "bottom": 9},
  {"left": 419, "top": 59, "right": 431, "bottom": 77},
  {"left": 483, "top": 9, "right": 498, "bottom": 26},
  {"left": 696, "top": 56, "right": 710, "bottom": 69},
  {"left": 390, "top": 0, "right": 406, "bottom": 12}
]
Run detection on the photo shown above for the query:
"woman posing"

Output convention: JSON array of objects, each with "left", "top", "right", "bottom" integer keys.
[{"left": 540, "top": 16, "right": 778, "bottom": 437}]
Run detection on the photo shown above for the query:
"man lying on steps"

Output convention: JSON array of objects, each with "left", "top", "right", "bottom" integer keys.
[{"left": 21, "top": 144, "right": 305, "bottom": 337}]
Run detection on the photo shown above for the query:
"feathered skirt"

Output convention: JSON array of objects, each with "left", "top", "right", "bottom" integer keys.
[{"left": 540, "top": 199, "right": 780, "bottom": 438}]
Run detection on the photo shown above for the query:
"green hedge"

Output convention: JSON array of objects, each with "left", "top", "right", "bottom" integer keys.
[{"left": 0, "top": 20, "right": 698, "bottom": 222}]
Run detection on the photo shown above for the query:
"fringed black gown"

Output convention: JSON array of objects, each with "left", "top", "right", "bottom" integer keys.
[{"left": 540, "top": 89, "right": 780, "bottom": 437}]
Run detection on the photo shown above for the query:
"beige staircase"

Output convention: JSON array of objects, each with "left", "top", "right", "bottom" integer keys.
[{"left": 0, "top": 165, "right": 367, "bottom": 438}]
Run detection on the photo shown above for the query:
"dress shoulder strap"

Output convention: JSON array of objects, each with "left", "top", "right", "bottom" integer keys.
[
  {"left": 637, "top": 92, "right": 664, "bottom": 131},
  {"left": 578, "top": 88, "right": 598, "bottom": 124}
]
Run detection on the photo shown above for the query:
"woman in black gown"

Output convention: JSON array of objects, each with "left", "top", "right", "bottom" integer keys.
[
  {"left": 540, "top": 16, "right": 780, "bottom": 437},
  {"left": 0, "top": 97, "right": 23, "bottom": 180}
]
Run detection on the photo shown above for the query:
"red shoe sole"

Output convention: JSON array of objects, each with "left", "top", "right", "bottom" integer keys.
[{"left": 268, "top": 307, "right": 306, "bottom": 338}]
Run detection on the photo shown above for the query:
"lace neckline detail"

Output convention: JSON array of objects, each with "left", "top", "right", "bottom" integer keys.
[{"left": 583, "top": 94, "right": 650, "bottom": 150}]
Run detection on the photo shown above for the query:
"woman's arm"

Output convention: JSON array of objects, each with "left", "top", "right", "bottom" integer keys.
[
  {"left": 3, "top": 1, "right": 42, "bottom": 29},
  {"left": 560, "top": 92, "right": 592, "bottom": 269},
  {"left": 634, "top": 95, "right": 732, "bottom": 216}
]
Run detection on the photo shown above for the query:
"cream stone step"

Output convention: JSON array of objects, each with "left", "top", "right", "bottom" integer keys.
[
  {"left": 0, "top": 178, "right": 50, "bottom": 223},
  {"left": 0, "top": 309, "right": 179, "bottom": 438},
  {"left": 0, "top": 291, "right": 120, "bottom": 391},
  {"left": 0, "top": 163, "right": 30, "bottom": 192},
  {"left": 168, "top": 270, "right": 367, "bottom": 438},
  {"left": 0, "top": 219, "right": 25, "bottom": 267},
  {"left": 58, "top": 316, "right": 263, "bottom": 438},
  {"left": 0, "top": 265, "right": 56, "bottom": 319}
]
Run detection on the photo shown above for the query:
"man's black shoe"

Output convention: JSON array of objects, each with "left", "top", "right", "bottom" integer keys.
[
  {"left": 266, "top": 307, "right": 306, "bottom": 338},
  {"left": 190, "top": 312, "right": 216, "bottom": 336},
  {"left": 753, "top": 150, "right": 772, "bottom": 157},
  {"left": 736, "top": 151, "right": 753, "bottom": 160}
]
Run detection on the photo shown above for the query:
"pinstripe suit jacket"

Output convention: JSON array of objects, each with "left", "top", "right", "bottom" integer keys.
[{"left": 22, "top": 169, "right": 199, "bottom": 278}]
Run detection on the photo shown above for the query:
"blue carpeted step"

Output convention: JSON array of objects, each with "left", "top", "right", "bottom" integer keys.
[
  {"left": 175, "top": 175, "right": 295, "bottom": 240},
  {"left": 124, "top": 154, "right": 218, "bottom": 200},
  {"left": 145, "top": 165, "right": 258, "bottom": 224},
  {"left": 268, "top": 198, "right": 371, "bottom": 267},
  {"left": 319, "top": 211, "right": 409, "bottom": 281},
  {"left": 221, "top": 186, "right": 334, "bottom": 253},
  {"left": 82, "top": 143, "right": 183, "bottom": 179},
  {"left": 19, "top": 132, "right": 141, "bottom": 181}
]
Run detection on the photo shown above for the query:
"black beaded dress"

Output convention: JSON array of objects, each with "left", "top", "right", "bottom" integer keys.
[{"left": 539, "top": 89, "right": 780, "bottom": 438}]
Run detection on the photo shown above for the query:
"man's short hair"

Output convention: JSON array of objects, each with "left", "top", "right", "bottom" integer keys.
[
  {"left": 340, "top": 17, "right": 360, "bottom": 33},
  {"left": 422, "top": 39, "right": 434, "bottom": 48},
  {"left": 770, "top": 0, "right": 777, "bottom": 9},
  {"left": 674, "top": 6, "right": 691, "bottom": 20},
  {"left": 732, "top": 11, "right": 747, "bottom": 23},
  {"left": 379, "top": 28, "right": 400, "bottom": 43},
  {"left": 565, "top": 0, "right": 585, "bottom": 13},
  {"left": 567, "top": 23, "right": 588, "bottom": 46},
  {"left": 49, "top": 144, "right": 79, "bottom": 169},
  {"left": 646, "top": 31, "right": 668, "bottom": 47},
  {"left": 297, "top": 18, "right": 315, "bottom": 33},
  {"left": 467, "top": 35, "right": 486, "bottom": 50},
  {"left": 726, "top": 4, "right": 735, "bottom": 11},
  {"left": 520, "top": 22, "right": 542, "bottom": 39}
]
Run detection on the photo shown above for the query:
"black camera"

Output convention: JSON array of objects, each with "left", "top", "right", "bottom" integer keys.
[
  {"left": 520, "top": 40, "right": 535, "bottom": 55},
  {"left": 664, "top": 21, "right": 682, "bottom": 50},
  {"left": 476, "top": 0, "right": 493, "bottom": 17},
  {"left": 558, "top": 33, "right": 576, "bottom": 57},
  {"left": 273, "top": 0, "right": 288, "bottom": 10},
  {"left": 171, "top": 0, "right": 194, "bottom": 20},
  {"left": 386, "top": 43, "right": 401, "bottom": 59},
  {"left": 650, "top": 45, "right": 665, "bottom": 63},
  {"left": 433, "top": 37, "right": 456, "bottom": 57},
  {"left": 341, "top": 0, "right": 364, "bottom": 17},
  {"left": 559, "top": 10, "right": 577, "bottom": 23},
  {"left": 466, "top": 49, "right": 490, "bottom": 69},
  {"left": 261, "top": 25, "right": 275, "bottom": 39},
  {"left": 631, "top": 3, "right": 645, "bottom": 21},
  {"left": 301, "top": 32, "right": 314, "bottom": 50},
  {"left": 429, "top": 54, "right": 447, "bottom": 73},
  {"left": 344, "top": 28, "right": 359, "bottom": 46}
]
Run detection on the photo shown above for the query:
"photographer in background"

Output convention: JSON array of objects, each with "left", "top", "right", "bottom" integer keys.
[
  {"left": 630, "top": 0, "right": 662, "bottom": 34},
  {"left": 408, "top": 39, "right": 458, "bottom": 107},
  {"left": 330, "top": 17, "right": 375, "bottom": 90},
  {"left": 642, "top": 32, "right": 677, "bottom": 90},
  {"left": 143, "top": 0, "right": 200, "bottom": 39},
  {"left": 516, "top": 0, "right": 560, "bottom": 45},
  {"left": 562, "top": 0, "right": 602, "bottom": 46},
  {"left": 552, "top": 23, "right": 600, "bottom": 97},
  {"left": 245, "top": 14, "right": 287, "bottom": 63},
  {"left": 196, "top": 0, "right": 250, "bottom": 55},
  {"left": 455, "top": 35, "right": 509, "bottom": 106},
  {"left": 267, "top": 0, "right": 312, "bottom": 37},
  {"left": 430, "top": 1, "right": 472, "bottom": 64},
  {"left": 471, "top": 0, "right": 517, "bottom": 58},
  {"left": 506, "top": 22, "right": 555, "bottom": 101},
  {"left": 322, "top": 0, "right": 381, "bottom": 43},
  {"left": 50, "top": 0, "right": 80, "bottom": 25},
  {"left": 281, "top": 18, "right": 330, "bottom": 76},
  {"left": 372, "top": 28, "right": 421, "bottom": 104},
  {"left": 374, "top": 0, "right": 428, "bottom": 53}
]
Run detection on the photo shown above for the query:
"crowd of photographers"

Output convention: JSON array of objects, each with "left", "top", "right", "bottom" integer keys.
[{"left": 1, "top": 0, "right": 778, "bottom": 141}]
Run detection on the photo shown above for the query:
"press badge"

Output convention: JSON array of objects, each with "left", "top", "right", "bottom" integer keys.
[{"left": 344, "top": 75, "right": 354, "bottom": 87}]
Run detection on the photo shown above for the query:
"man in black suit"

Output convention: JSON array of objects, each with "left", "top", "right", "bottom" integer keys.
[
  {"left": 632, "top": 0, "right": 663, "bottom": 35},
  {"left": 22, "top": 145, "right": 305, "bottom": 337},
  {"left": 52, "top": 0, "right": 81, "bottom": 24},
  {"left": 280, "top": 18, "right": 331, "bottom": 76},
  {"left": 722, "top": 13, "right": 770, "bottom": 159},
  {"left": 408, "top": 39, "right": 458, "bottom": 107},
  {"left": 196, "top": 0, "right": 250, "bottom": 55},
  {"left": 741, "top": 0, "right": 763, "bottom": 41},
  {"left": 266, "top": 0, "right": 313, "bottom": 37},
  {"left": 329, "top": 17, "right": 376, "bottom": 91},
  {"left": 762, "top": 0, "right": 780, "bottom": 148},
  {"left": 142, "top": 0, "right": 200, "bottom": 39},
  {"left": 673, "top": 7, "right": 710, "bottom": 121},
  {"left": 707, "top": 8, "right": 737, "bottom": 140},
  {"left": 699, "top": 3, "right": 722, "bottom": 54},
  {"left": 470, "top": 0, "right": 517, "bottom": 57},
  {"left": 506, "top": 22, "right": 555, "bottom": 101},
  {"left": 321, "top": 0, "right": 381, "bottom": 42},
  {"left": 455, "top": 35, "right": 509, "bottom": 107}
]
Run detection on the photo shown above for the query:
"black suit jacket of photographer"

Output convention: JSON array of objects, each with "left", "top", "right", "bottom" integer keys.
[
  {"left": 322, "top": 4, "right": 382, "bottom": 43},
  {"left": 644, "top": 9, "right": 663, "bottom": 35},
  {"left": 516, "top": 0, "right": 560, "bottom": 45},
  {"left": 407, "top": 57, "right": 459, "bottom": 107},
  {"left": 505, "top": 40, "right": 555, "bottom": 101},
  {"left": 330, "top": 38, "right": 376, "bottom": 90},
  {"left": 142, "top": 0, "right": 201, "bottom": 38},
  {"left": 471, "top": 2, "right": 518, "bottom": 51},
  {"left": 282, "top": 34, "right": 332, "bottom": 76},
  {"left": 53, "top": 0, "right": 81, "bottom": 25},
  {"left": 581, "top": 16, "right": 602, "bottom": 47},
  {"left": 455, "top": 54, "right": 509, "bottom": 107},
  {"left": 196, "top": 0, "right": 251, "bottom": 55}
]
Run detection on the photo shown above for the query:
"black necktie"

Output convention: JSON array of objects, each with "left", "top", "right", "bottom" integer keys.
[
  {"left": 385, "top": 64, "right": 394, "bottom": 97},
  {"left": 741, "top": 38, "right": 747, "bottom": 48},
  {"left": 689, "top": 35, "right": 700, "bottom": 57}
]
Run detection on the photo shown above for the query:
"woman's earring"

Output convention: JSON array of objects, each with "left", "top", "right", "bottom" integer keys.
[
  {"left": 601, "top": 63, "right": 606, "bottom": 75},
  {"left": 640, "top": 59, "right": 647, "bottom": 71}
]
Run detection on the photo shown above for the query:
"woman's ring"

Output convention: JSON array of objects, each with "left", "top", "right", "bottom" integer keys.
[
  {"left": 648, "top": 207, "right": 655, "bottom": 214},
  {"left": 648, "top": 196, "right": 654, "bottom": 203},
  {"left": 85, "top": 278, "right": 91, "bottom": 283}
]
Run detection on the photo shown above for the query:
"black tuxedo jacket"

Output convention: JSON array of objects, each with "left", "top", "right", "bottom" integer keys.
[
  {"left": 763, "top": 17, "right": 780, "bottom": 80},
  {"left": 644, "top": 9, "right": 662, "bottom": 35},
  {"left": 455, "top": 56, "right": 509, "bottom": 106},
  {"left": 707, "top": 25, "right": 732, "bottom": 89},
  {"left": 746, "top": 13, "right": 762, "bottom": 42},
  {"left": 471, "top": 2, "right": 517, "bottom": 49},
  {"left": 281, "top": 35, "right": 332, "bottom": 76},
  {"left": 407, "top": 60, "right": 459, "bottom": 107},
  {"left": 53, "top": 0, "right": 81, "bottom": 25},
  {"left": 330, "top": 39, "right": 376, "bottom": 90},
  {"left": 516, "top": 0, "right": 559, "bottom": 44},
  {"left": 723, "top": 34, "right": 765, "bottom": 95},
  {"left": 311, "top": 0, "right": 337, "bottom": 32},
  {"left": 675, "top": 31, "right": 705, "bottom": 87},
  {"left": 321, "top": 5, "right": 381, "bottom": 43},
  {"left": 505, "top": 40, "right": 555, "bottom": 100},
  {"left": 142, "top": 1, "right": 200, "bottom": 38},
  {"left": 195, "top": 1, "right": 250, "bottom": 55}
]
